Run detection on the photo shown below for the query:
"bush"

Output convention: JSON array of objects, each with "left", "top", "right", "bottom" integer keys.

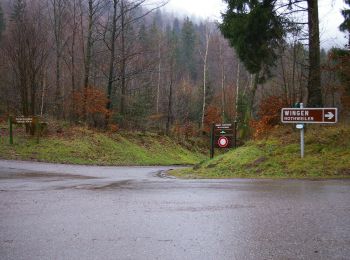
[{"left": 250, "top": 96, "right": 287, "bottom": 138}]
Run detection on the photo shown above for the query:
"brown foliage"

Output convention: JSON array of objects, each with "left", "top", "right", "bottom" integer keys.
[
  {"left": 73, "top": 87, "right": 111, "bottom": 120},
  {"left": 250, "top": 96, "right": 287, "bottom": 138},
  {"left": 171, "top": 122, "right": 198, "bottom": 137},
  {"left": 203, "top": 105, "right": 221, "bottom": 133},
  {"left": 108, "top": 123, "right": 119, "bottom": 132},
  {"left": 148, "top": 113, "right": 165, "bottom": 121}
]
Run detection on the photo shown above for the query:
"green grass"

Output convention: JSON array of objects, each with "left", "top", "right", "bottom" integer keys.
[
  {"left": 0, "top": 127, "right": 206, "bottom": 166},
  {"left": 170, "top": 124, "right": 350, "bottom": 179}
]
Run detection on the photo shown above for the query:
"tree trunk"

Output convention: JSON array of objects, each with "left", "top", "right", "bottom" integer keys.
[
  {"left": 52, "top": 0, "right": 67, "bottom": 119},
  {"left": 292, "top": 41, "right": 297, "bottom": 104},
  {"left": 201, "top": 26, "right": 210, "bottom": 129},
  {"left": 307, "top": 0, "right": 322, "bottom": 107},
  {"left": 219, "top": 40, "right": 225, "bottom": 122},
  {"left": 105, "top": 0, "right": 118, "bottom": 127},
  {"left": 280, "top": 50, "right": 289, "bottom": 103},
  {"left": 166, "top": 76, "right": 173, "bottom": 135},
  {"left": 54, "top": 0, "right": 61, "bottom": 118},
  {"left": 55, "top": 48, "right": 62, "bottom": 116},
  {"left": 83, "top": 0, "right": 94, "bottom": 119},
  {"left": 120, "top": 0, "right": 127, "bottom": 118},
  {"left": 71, "top": 0, "right": 77, "bottom": 91},
  {"left": 40, "top": 71, "right": 46, "bottom": 116},
  {"left": 250, "top": 73, "right": 259, "bottom": 119},
  {"left": 156, "top": 39, "right": 161, "bottom": 114},
  {"left": 235, "top": 61, "right": 240, "bottom": 121}
]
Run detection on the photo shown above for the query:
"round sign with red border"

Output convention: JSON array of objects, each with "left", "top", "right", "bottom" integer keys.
[{"left": 217, "top": 136, "right": 229, "bottom": 148}]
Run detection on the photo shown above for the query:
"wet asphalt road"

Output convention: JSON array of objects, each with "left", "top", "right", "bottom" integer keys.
[{"left": 0, "top": 160, "right": 349, "bottom": 260}]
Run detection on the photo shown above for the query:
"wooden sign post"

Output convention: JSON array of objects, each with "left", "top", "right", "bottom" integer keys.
[
  {"left": 8, "top": 116, "right": 13, "bottom": 145},
  {"left": 210, "top": 123, "right": 236, "bottom": 159},
  {"left": 8, "top": 116, "right": 41, "bottom": 145}
]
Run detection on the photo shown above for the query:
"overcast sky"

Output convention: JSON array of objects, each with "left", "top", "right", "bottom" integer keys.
[{"left": 161, "top": 0, "right": 348, "bottom": 49}]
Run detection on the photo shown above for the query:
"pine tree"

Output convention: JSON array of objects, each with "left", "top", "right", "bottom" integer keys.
[
  {"left": 220, "top": 0, "right": 284, "bottom": 77},
  {"left": 220, "top": 0, "right": 284, "bottom": 118},
  {"left": 220, "top": 0, "right": 323, "bottom": 107},
  {"left": 11, "top": 0, "right": 26, "bottom": 21},
  {"left": 340, "top": 0, "right": 350, "bottom": 47},
  {"left": 181, "top": 17, "right": 196, "bottom": 80}
]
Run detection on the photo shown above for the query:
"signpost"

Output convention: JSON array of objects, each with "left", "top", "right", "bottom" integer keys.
[
  {"left": 8, "top": 116, "right": 41, "bottom": 144},
  {"left": 210, "top": 123, "right": 236, "bottom": 158},
  {"left": 281, "top": 104, "right": 338, "bottom": 158}
]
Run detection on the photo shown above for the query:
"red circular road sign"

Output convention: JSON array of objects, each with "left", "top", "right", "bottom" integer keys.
[{"left": 218, "top": 136, "right": 229, "bottom": 148}]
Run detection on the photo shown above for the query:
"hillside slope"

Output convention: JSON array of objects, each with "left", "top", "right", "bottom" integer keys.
[
  {"left": 170, "top": 124, "right": 350, "bottom": 179},
  {"left": 0, "top": 127, "right": 206, "bottom": 166}
]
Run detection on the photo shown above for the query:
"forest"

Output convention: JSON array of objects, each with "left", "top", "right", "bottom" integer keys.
[{"left": 0, "top": 0, "right": 349, "bottom": 139}]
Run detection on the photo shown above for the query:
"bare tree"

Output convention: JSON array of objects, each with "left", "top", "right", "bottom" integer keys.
[
  {"left": 104, "top": 0, "right": 119, "bottom": 126},
  {"left": 4, "top": 0, "right": 48, "bottom": 127},
  {"left": 48, "top": 0, "right": 69, "bottom": 118},
  {"left": 200, "top": 21, "right": 211, "bottom": 129}
]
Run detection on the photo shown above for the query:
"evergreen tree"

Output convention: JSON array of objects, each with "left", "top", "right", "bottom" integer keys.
[
  {"left": 138, "top": 23, "right": 149, "bottom": 48},
  {"left": 220, "top": 0, "right": 284, "bottom": 77},
  {"left": 11, "top": 0, "right": 26, "bottom": 22},
  {"left": 153, "top": 9, "right": 163, "bottom": 29},
  {"left": 220, "top": 0, "right": 323, "bottom": 107},
  {"left": 172, "top": 18, "right": 180, "bottom": 35},
  {"left": 340, "top": 0, "right": 350, "bottom": 47},
  {"left": 181, "top": 17, "right": 196, "bottom": 80},
  {"left": 220, "top": 0, "right": 284, "bottom": 120},
  {"left": 169, "top": 21, "right": 181, "bottom": 72}
]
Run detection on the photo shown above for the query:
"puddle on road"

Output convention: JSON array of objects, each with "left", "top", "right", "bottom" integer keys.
[
  {"left": 88, "top": 180, "right": 133, "bottom": 190},
  {"left": 155, "top": 170, "right": 176, "bottom": 179},
  {"left": 165, "top": 204, "right": 256, "bottom": 212},
  {"left": 0, "top": 171, "right": 98, "bottom": 180}
]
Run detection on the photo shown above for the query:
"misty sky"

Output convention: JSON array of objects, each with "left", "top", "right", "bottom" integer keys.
[{"left": 162, "top": 0, "right": 348, "bottom": 49}]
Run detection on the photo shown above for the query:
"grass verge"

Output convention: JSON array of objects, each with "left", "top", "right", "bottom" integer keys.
[
  {"left": 170, "top": 124, "right": 350, "bottom": 179},
  {"left": 0, "top": 126, "right": 206, "bottom": 166}
]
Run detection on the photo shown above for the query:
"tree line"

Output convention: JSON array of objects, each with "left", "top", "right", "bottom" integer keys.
[{"left": 0, "top": 0, "right": 349, "bottom": 138}]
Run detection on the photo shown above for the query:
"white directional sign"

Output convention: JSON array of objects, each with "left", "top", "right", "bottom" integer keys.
[{"left": 281, "top": 108, "right": 337, "bottom": 124}]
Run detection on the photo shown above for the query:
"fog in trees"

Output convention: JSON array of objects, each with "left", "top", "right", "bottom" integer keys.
[{"left": 0, "top": 0, "right": 348, "bottom": 138}]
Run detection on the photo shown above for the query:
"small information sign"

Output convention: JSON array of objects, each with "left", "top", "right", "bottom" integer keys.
[
  {"left": 8, "top": 116, "right": 41, "bottom": 145},
  {"left": 14, "top": 117, "right": 34, "bottom": 124},
  {"left": 210, "top": 123, "right": 236, "bottom": 158},
  {"left": 214, "top": 124, "right": 234, "bottom": 149}
]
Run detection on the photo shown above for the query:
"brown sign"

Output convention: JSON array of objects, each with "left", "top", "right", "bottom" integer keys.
[
  {"left": 13, "top": 116, "right": 34, "bottom": 124},
  {"left": 281, "top": 108, "right": 337, "bottom": 124},
  {"left": 214, "top": 124, "right": 234, "bottom": 148}
]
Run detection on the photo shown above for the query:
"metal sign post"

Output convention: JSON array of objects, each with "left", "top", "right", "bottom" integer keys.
[
  {"left": 210, "top": 123, "right": 215, "bottom": 159},
  {"left": 300, "top": 103, "right": 304, "bottom": 158},
  {"left": 281, "top": 105, "right": 338, "bottom": 158},
  {"left": 234, "top": 121, "right": 237, "bottom": 148},
  {"left": 9, "top": 116, "right": 13, "bottom": 145}
]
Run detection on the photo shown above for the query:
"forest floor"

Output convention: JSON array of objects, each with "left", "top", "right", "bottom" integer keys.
[
  {"left": 0, "top": 122, "right": 206, "bottom": 166},
  {"left": 170, "top": 124, "right": 350, "bottom": 179}
]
